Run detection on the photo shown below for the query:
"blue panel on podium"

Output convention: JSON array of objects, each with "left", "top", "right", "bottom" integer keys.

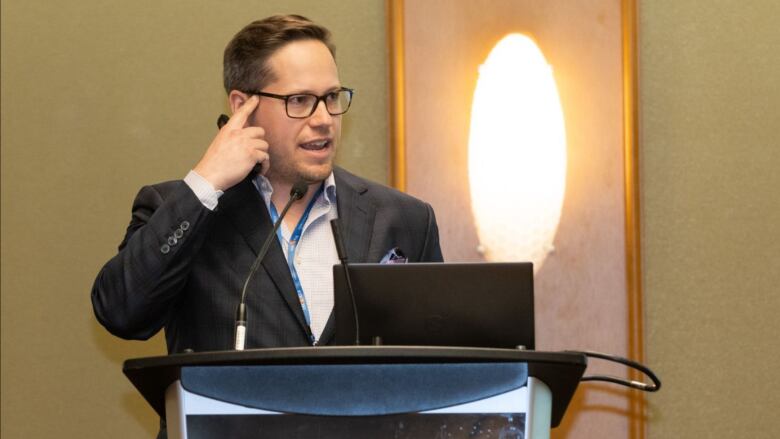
[{"left": 181, "top": 362, "right": 528, "bottom": 416}]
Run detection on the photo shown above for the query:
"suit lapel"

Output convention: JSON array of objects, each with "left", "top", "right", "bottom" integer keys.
[
  {"left": 220, "top": 177, "right": 311, "bottom": 338},
  {"left": 334, "top": 168, "right": 375, "bottom": 263}
]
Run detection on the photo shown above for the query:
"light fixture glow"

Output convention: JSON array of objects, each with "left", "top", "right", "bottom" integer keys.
[{"left": 468, "top": 34, "right": 567, "bottom": 272}]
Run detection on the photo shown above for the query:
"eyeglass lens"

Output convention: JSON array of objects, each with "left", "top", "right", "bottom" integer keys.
[{"left": 287, "top": 90, "right": 351, "bottom": 118}]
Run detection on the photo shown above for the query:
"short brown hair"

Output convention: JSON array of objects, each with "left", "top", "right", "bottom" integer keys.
[{"left": 223, "top": 15, "right": 336, "bottom": 94}]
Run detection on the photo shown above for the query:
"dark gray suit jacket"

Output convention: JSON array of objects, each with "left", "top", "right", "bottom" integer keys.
[{"left": 91, "top": 167, "right": 442, "bottom": 353}]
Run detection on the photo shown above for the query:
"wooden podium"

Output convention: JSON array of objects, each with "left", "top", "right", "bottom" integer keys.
[{"left": 124, "top": 346, "right": 586, "bottom": 439}]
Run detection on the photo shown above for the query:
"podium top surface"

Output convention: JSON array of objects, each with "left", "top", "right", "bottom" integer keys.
[{"left": 123, "top": 346, "right": 586, "bottom": 427}]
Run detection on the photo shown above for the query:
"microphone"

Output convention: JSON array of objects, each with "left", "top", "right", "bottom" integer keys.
[
  {"left": 217, "top": 114, "right": 230, "bottom": 129},
  {"left": 234, "top": 180, "right": 309, "bottom": 350},
  {"left": 330, "top": 219, "right": 360, "bottom": 345}
]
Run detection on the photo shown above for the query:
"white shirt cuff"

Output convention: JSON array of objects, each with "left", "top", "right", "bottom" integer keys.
[{"left": 184, "top": 170, "right": 223, "bottom": 211}]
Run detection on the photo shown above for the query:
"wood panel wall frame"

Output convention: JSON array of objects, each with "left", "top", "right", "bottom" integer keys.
[
  {"left": 621, "top": 1, "right": 645, "bottom": 438},
  {"left": 387, "top": 0, "right": 644, "bottom": 438}
]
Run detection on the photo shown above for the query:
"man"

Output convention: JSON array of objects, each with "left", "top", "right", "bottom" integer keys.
[{"left": 91, "top": 15, "right": 442, "bottom": 353}]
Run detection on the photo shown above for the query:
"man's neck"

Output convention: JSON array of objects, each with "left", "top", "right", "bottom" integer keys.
[{"left": 269, "top": 179, "right": 323, "bottom": 231}]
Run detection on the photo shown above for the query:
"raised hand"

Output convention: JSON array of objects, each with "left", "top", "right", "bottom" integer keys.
[{"left": 194, "top": 95, "right": 270, "bottom": 191}]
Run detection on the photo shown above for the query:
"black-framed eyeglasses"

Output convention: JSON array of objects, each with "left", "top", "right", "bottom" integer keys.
[{"left": 246, "top": 87, "right": 354, "bottom": 119}]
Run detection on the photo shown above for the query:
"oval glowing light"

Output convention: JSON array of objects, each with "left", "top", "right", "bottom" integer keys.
[{"left": 468, "top": 34, "right": 567, "bottom": 272}]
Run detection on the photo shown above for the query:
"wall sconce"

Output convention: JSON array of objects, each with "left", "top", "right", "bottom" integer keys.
[{"left": 468, "top": 34, "right": 567, "bottom": 272}]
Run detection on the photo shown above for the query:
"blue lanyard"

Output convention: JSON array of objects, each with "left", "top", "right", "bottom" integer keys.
[{"left": 268, "top": 184, "right": 323, "bottom": 342}]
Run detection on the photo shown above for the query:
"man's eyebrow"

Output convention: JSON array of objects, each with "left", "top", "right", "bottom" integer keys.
[{"left": 289, "top": 86, "right": 343, "bottom": 95}]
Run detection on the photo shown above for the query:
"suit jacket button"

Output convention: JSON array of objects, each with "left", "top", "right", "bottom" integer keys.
[
  {"left": 168, "top": 236, "right": 178, "bottom": 246},
  {"left": 160, "top": 243, "right": 171, "bottom": 254},
  {"left": 180, "top": 221, "right": 190, "bottom": 231},
  {"left": 174, "top": 228, "right": 184, "bottom": 239}
]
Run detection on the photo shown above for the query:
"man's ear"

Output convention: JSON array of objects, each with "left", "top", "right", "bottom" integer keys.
[{"left": 228, "top": 90, "right": 252, "bottom": 114}]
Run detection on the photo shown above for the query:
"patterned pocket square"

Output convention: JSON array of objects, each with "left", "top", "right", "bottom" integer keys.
[{"left": 380, "top": 247, "right": 407, "bottom": 264}]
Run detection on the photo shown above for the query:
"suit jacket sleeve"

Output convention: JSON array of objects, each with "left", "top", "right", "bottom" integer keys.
[{"left": 91, "top": 181, "right": 214, "bottom": 340}]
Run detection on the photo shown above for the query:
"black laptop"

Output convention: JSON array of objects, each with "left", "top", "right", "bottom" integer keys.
[{"left": 333, "top": 262, "right": 534, "bottom": 349}]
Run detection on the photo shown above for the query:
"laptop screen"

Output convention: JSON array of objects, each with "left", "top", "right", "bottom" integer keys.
[{"left": 333, "top": 262, "right": 534, "bottom": 349}]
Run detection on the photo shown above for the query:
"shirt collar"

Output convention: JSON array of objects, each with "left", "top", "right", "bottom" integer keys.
[
  {"left": 253, "top": 172, "right": 337, "bottom": 208},
  {"left": 322, "top": 172, "right": 337, "bottom": 205}
]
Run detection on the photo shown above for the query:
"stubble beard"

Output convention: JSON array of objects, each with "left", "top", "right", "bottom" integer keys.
[
  {"left": 266, "top": 156, "right": 334, "bottom": 186},
  {"left": 297, "top": 160, "right": 334, "bottom": 184}
]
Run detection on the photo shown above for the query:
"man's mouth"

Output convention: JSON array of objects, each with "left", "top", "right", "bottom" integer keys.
[{"left": 299, "top": 139, "right": 330, "bottom": 151}]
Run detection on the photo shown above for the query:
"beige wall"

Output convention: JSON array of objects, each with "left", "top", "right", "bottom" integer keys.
[
  {"left": 4, "top": 0, "right": 780, "bottom": 438},
  {"left": 640, "top": 0, "right": 780, "bottom": 438},
  {"left": 0, "top": 1, "right": 388, "bottom": 437}
]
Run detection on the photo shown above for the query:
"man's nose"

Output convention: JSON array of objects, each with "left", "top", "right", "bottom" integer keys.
[{"left": 309, "top": 99, "right": 334, "bottom": 126}]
